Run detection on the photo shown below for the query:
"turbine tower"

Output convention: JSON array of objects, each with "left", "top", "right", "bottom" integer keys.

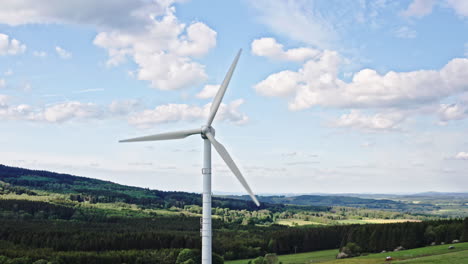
[{"left": 119, "top": 49, "right": 260, "bottom": 264}]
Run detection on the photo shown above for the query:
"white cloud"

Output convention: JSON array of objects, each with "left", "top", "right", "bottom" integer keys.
[
  {"left": 55, "top": 46, "right": 72, "bottom": 59},
  {"left": 0, "top": 33, "right": 26, "bottom": 55},
  {"left": 248, "top": 0, "right": 337, "bottom": 48},
  {"left": 93, "top": 7, "right": 215, "bottom": 90},
  {"left": 0, "top": 79, "right": 5, "bottom": 88},
  {"left": 334, "top": 110, "right": 405, "bottom": 131},
  {"left": 249, "top": 1, "right": 394, "bottom": 49},
  {"left": 0, "top": 0, "right": 170, "bottom": 30},
  {"left": 255, "top": 70, "right": 302, "bottom": 97},
  {"left": 454, "top": 152, "right": 468, "bottom": 160},
  {"left": 251, "top": 37, "right": 320, "bottom": 62},
  {"left": 438, "top": 103, "right": 468, "bottom": 122},
  {"left": 254, "top": 40, "right": 468, "bottom": 111},
  {"left": 0, "top": 97, "right": 102, "bottom": 123},
  {"left": 0, "top": 95, "right": 248, "bottom": 127},
  {"left": 446, "top": 0, "right": 468, "bottom": 17},
  {"left": 394, "top": 26, "right": 417, "bottom": 39},
  {"left": 128, "top": 99, "right": 248, "bottom": 128},
  {"left": 401, "top": 0, "right": 468, "bottom": 18},
  {"left": 33, "top": 51, "right": 47, "bottom": 57},
  {"left": 42, "top": 101, "right": 102, "bottom": 122},
  {"left": 401, "top": 0, "right": 435, "bottom": 17},
  {"left": 0, "top": 0, "right": 216, "bottom": 91},
  {"left": 196, "top": 84, "right": 219, "bottom": 99},
  {"left": 0, "top": 95, "right": 37, "bottom": 121}
]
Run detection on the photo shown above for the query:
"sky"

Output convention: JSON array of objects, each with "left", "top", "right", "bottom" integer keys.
[{"left": 0, "top": 0, "right": 468, "bottom": 194}]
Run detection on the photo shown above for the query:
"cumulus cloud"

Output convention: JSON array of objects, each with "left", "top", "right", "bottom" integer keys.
[
  {"left": 251, "top": 37, "right": 320, "bottom": 62},
  {"left": 93, "top": 8, "right": 215, "bottom": 90},
  {"left": 254, "top": 38, "right": 468, "bottom": 130},
  {"left": 0, "top": 33, "right": 26, "bottom": 55},
  {"left": 128, "top": 99, "right": 248, "bottom": 128},
  {"left": 42, "top": 102, "right": 102, "bottom": 122},
  {"left": 0, "top": 95, "right": 37, "bottom": 121},
  {"left": 454, "top": 152, "right": 468, "bottom": 160},
  {"left": 55, "top": 46, "right": 71, "bottom": 59},
  {"left": 438, "top": 103, "right": 468, "bottom": 122},
  {"left": 401, "top": 0, "right": 435, "bottom": 17},
  {"left": 0, "top": 95, "right": 248, "bottom": 127},
  {"left": 196, "top": 84, "right": 219, "bottom": 99},
  {"left": 0, "top": 0, "right": 217, "bottom": 91},
  {"left": 254, "top": 41, "right": 468, "bottom": 111},
  {"left": 334, "top": 110, "right": 405, "bottom": 132},
  {"left": 0, "top": 97, "right": 103, "bottom": 123}
]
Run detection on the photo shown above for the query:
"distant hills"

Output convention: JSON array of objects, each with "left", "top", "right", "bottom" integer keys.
[
  {"left": 224, "top": 194, "right": 441, "bottom": 212},
  {"left": 0, "top": 164, "right": 323, "bottom": 212},
  {"left": 1, "top": 164, "right": 464, "bottom": 213}
]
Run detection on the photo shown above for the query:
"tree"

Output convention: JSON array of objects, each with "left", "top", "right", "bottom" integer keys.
[
  {"left": 461, "top": 217, "right": 468, "bottom": 242},
  {"left": 341, "top": 242, "right": 362, "bottom": 257},
  {"left": 176, "top": 249, "right": 199, "bottom": 264},
  {"left": 264, "top": 253, "right": 278, "bottom": 264}
]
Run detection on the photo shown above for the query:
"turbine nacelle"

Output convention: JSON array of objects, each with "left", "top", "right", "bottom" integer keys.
[{"left": 201, "top": 125, "right": 215, "bottom": 139}]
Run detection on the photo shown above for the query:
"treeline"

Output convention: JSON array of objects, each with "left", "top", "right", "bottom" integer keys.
[
  {"left": 0, "top": 246, "right": 182, "bottom": 264},
  {"left": 340, "top": 219, "right": 468, "bottom": 252},
  {"left": 230, "top": 194, "right": 440, "bottom": 212},
  {"left": 1, "top": 217, "right": 466, "bottom": 261},
  {"left": 0, "top": 164, "right": 322, "bottom": 213}
]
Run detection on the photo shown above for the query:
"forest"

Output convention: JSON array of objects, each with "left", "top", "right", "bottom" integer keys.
[{"left": 0, "top": 164, "right": 467, "bottom": 264}]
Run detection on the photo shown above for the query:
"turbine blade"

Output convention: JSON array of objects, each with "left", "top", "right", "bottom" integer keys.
[
  {"left": 205, "top": 132, "right": 260, "bottom": 206},
  {"left": 119, "top": 128, "right": 201, "bottom": 143},
  {"left": 206, "top": 49, "right": 242, "bottom": 126}
]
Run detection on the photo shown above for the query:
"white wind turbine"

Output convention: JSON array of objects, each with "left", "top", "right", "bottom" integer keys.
[{"left": 119, "top": 49, "right": 260, "bottom": 264}]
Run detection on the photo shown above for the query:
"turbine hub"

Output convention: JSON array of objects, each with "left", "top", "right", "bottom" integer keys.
[{"left": 201, "top": 125, "right": 215, "bottom": 139}]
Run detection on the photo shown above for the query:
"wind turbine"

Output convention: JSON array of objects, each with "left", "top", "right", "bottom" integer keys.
[{"left": 119, "top": 49, "right": 260, "bottom": 264}]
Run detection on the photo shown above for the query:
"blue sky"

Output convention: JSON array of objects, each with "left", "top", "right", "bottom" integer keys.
[{"left": 0, "top": 0, "right": 467, "bottom": 194}]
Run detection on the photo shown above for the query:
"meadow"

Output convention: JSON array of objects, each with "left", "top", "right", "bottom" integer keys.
[{"left": 226, "top": 242, "right": 468, "bottom": 264}]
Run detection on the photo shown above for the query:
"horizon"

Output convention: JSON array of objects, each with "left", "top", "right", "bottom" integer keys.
[
  {"left": 1, "top": 0, "right": 468, "bottom": 194},
  {"left": 2, "top": 163, "right": 468, "bottom": 196}
]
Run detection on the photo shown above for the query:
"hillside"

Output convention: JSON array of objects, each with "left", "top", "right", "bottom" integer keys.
[
  {"left": 0, "top": 164, "right": 290, "bottom": 212},
  {"left": 226, "top": 242, "right": 468, "bottom": 264},
  {"left": 227, "top": 194, "right": 441, "bottom": 212}
]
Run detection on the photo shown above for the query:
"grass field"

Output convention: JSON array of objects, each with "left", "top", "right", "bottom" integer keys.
[
  {"left": 275, "top": 218, "right": 421, "bottom": 226},
  {"left": 226, "top": 242, "right": 468, "bottom": 264},
  {"left": 276, "top": 219, "right": 327, "bottom": 226},
  {"left": 336, "top": 219, "right": 421, "bottom": 225}
]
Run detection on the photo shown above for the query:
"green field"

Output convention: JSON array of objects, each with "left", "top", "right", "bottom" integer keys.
[
  {"left": 275, "top": 218, "right": 422, "bottom": 226},
  {"left": 226, "top": 242, "right": 468, "bottom": 264}
]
